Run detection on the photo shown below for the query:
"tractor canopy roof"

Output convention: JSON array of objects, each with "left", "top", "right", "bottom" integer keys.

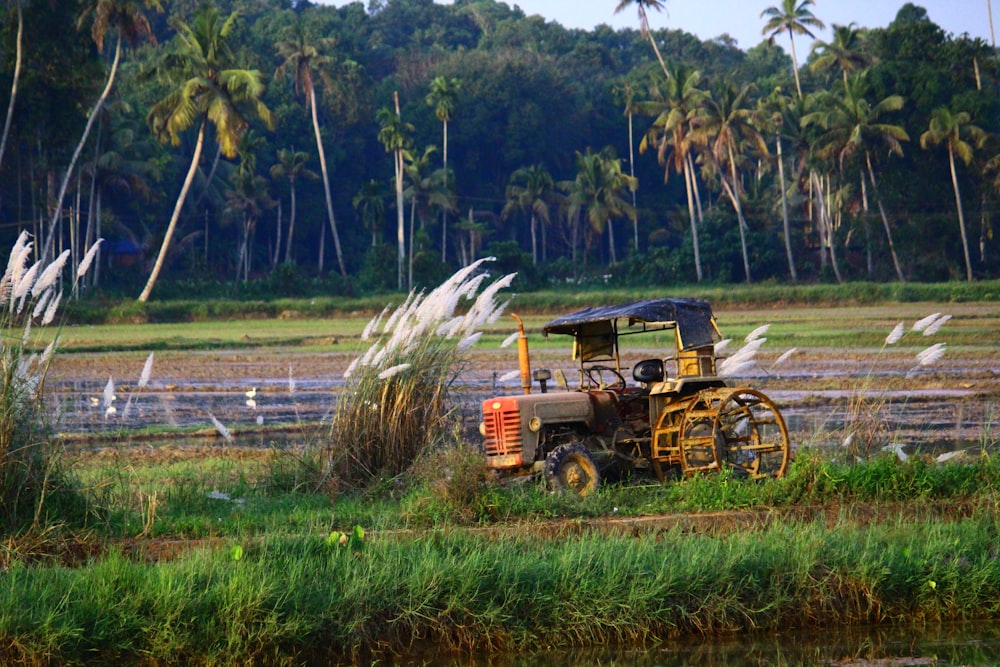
[{"left": 543, "top": 298, "right": 720, "bottom": 357}]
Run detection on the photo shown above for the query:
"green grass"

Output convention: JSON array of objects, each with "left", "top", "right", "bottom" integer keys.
[{"left": 5, "top": 512, "right": 1000, "bottom": 665}]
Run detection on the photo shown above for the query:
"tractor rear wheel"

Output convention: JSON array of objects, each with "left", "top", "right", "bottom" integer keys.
[
  {"left": 544, "top": 443, "right": 601, "bottom": 496},
  {"left": 714, "top": 389, "right": 790, "bottom": 478}
]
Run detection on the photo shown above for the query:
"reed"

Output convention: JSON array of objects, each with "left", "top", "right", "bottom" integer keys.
[
  {"left": 841, "top": 313, "right": 952, "bottom": 460},
  {"left": 317, "top": 259, "right": 515, "bottom": 489},
  {"left": 0, "top": 233, "right": 99, "bottom": 530}
]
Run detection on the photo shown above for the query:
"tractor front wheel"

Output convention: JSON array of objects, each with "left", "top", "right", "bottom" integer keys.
[{"left": 544, "top": 443, "right": 601, "bottom": 496}]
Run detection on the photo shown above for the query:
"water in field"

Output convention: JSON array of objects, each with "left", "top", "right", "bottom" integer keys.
[{"left": 368, "top": 621, "right": 1000, "bottom": 667}]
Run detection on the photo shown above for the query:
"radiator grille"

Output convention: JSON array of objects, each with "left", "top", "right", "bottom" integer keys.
[{"left": 483, "top": 399, "right": 522, "bottom": 467}]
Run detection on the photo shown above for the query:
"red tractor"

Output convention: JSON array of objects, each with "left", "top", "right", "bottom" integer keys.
[{"left": 480, "top": 298, "right": 791, "bottom": 494}]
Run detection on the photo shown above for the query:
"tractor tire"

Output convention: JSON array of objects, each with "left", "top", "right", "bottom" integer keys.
[{"left": 544, "top": 443, "right": 601, "bottom": 496}]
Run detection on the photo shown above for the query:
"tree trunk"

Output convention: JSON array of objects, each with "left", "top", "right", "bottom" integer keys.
[
  {"left": 865, "top": 152, "right": 905, "bottom": 282},
  {"left": 788, "top": 28, "right": 803, "bottom": 99},
  {"left": 948, "top": 146, "right": 974, "bottom": 281},
  {"left": 138, "top": 117, "right": 207, "bottom": 302},
  {"left": 0, "top": 1, "right": 22, "bottom": 172},
  {"left": 441, "top": 118, "right": 449, "bottom": 263},
  {"left": 683, "top": 158, "right": 702, "bottom": 282},
  {"left": 284, "top": 178, "right": 297, "bottom": 264},
  {"left": 628, "top": 110, "right": 638, "bottom": 252},
  {"left": 776, "top": 135, "right": 797, "bottom": 281},
  {"left": 311, "top": 85, "right": 346, "bottom": 277},
  {"left": 394, "top": 92, "right": 405, "bottom": 289},
  {"left": 530, "top": 213, "right": 538, "bottom": 266},
  {"left": 724, "top": 145, "right": 752, "bottom": 283},
  {"left": 408, "top": 197, "right": 416, "bottom": 290},
  {"left": 44, "top": 33, "right": 123, "bottom": 262}
]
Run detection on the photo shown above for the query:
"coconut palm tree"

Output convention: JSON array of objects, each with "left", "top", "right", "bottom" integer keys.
[
  {"left": 269, "top": 148, "right": 316, "bottom": 264},
  {"left": 638, "top": 61, "right": 706, "bottom": 281},
  {"left": 377, "top": 95, "right": 413, "bottom": 289},
  {"left": 614, "top": 0, "right": 669, "bottom": 78},
  {"left": 561, "top": 147, "right": 636, "bottom": 266},
  {"left": 810, "top": 23, "right": 874, "bottom": 87},
  {"left": 403, "top": 145, "right": 452, "bottom": 287},
  {"left": 803, "top": 74, "right": 908, "bottom": 282},
  {"left": 689, "top": 81, "right": 767, "bottom": 283},
  {"left": 42, "top": 0, "right": 160, "bottom": 261},
  {"left": 761, "top": 0, "right": 825, "bottom": 99},
  {"left": 353, "top": 179, "right": 385, "bottom": 247},
  {"left": 920, "top": 107, "right": 986, "bottom": 282},
  {"left": 502, "top": 163, "right": 554, "bottom": 266},
  {"left": 139, "top": 4, "right": 274, "bottom": 302},
  {"left": 274, "top": 18, "right": 347, "bottom": 277},
  {"left": 224, "top": 170, "right": 275, "bottom": 283},
  {"left": 425, "top": 75, "right": 460, "bottom": 262}
]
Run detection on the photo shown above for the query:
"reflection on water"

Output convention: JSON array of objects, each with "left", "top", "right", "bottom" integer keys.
[{"left": 378, "top": 622, "right": 1000, "bottom": 666}]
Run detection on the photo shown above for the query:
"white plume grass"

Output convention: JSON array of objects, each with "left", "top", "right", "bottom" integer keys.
[
  {"left": 32, "top": 249, "right": 70, "bottom": 297},
  {"left": 772, "top": 347, "right": 798, "bottom": 368},
  {"left": 500, "top": 331, "right": 521, "bottom": 349},
  {"left": 915, "top": 342, "right": 947, "bottom": 367},
  {"left": 138, "top": 353, "right": 155, "bottom": 389},
  {"left": 745, "top": 324, "right": 770, "bottom": 343},
  {"left": 378, "top": 363, "right": 411, "bottom": 380},
  {"left": 884, "top": 322, "right": 905, "bottom": 346},
  {"left": 912, "top": 313, "right": 940, "bottom": 333},
  {"left": 76, "top": 239, "right": 103, "bottom": 279},
  {"left": 923, "top": 314, "right": 951, "bottom": 336},
  {"left": 331, "top": 259, "right": 516, "bottom": 488}
]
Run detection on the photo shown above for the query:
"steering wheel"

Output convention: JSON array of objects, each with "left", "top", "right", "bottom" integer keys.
[{"left": 586, "top": 364, "right": 627, "bottom": 391}]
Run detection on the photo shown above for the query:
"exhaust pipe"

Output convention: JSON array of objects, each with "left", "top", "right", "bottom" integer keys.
[{"left": 511, "top": 313, "right": 531, "bottom": 395}]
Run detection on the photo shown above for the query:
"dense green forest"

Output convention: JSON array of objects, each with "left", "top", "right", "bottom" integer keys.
[{"left": 1, "top": 0, "right": 997, "bottom": 300}]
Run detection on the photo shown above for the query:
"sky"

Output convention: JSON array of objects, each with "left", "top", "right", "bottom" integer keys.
[{"left": 320, "top": 1, "right": 996, "bottom": 52}]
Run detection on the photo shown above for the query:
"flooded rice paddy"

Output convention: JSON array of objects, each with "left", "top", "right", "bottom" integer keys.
[{"left": 46, "top": 344, "right": 999, "bottom": 454}]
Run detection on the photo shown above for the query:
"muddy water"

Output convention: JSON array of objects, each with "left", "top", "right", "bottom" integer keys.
[{"left": 367, "top": 621, "right": 1000, "bottom": 666}]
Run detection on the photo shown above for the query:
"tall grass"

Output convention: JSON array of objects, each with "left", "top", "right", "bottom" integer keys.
[
  {"left": 4, "top": 512, "right": 1000, "bottom": 664},
  {"left": 841, "top": 313, "right": 952, "bottom": 459},
  {"left": 316, "top": 258, "right": 514, "bottom": 489},
  {"left": 0, "top": 233, "right": 100, "bottom": 530}
]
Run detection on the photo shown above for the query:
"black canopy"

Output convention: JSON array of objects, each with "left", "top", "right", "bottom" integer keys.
[{"left": 543, "top": 298, "right": 718, "bottom": 350}]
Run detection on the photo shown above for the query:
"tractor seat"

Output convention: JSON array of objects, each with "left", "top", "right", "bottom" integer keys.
[{"left": 633, "top": 358, "right": 664, "bottom": 384}]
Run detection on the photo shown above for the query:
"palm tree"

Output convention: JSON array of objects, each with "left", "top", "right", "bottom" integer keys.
[
  {"left": 761, "top": 0, "right": 825, "bottom": 99},
  {"left": 403, "top": 145, "right": 452, "bottom": 287},
  {"left": 42, "top": 0, "right": 160, "bottom": 261},
  {"left": 425, "top": 75, "right": 460, "bottom": 262},
  {"left": 689, "top": 81, "right": 767, "bottom": 283},
  {"left": 561, "top": 147, "right": 636, "bottom": 266},
  {"left": 353, "top": 179, "right": 385, "bottom": 247},
  {"left": 810, "top": 23, "right": 874, "bottom": 87},
  {"left": 269, "top": 148, "right": 316, "bottom": 264},
  {"left": 803, "top": 74, "right": 908, "bottom": 282},
  {"left": 139, "top": 4, "right": 274, "bottom": 302},
  {"left": 274, "top": 18, "right": 347, "bottom": 277},
  {"left": 614, "top": 0, "right": 669, "bottom": 79},
  {"left": 638, "top": 61, "right": 706, "bottom": 281},
  {"left": 377, "top": 93, "right": 413, "bottom": 289},
  {"left": 502, "top": 164, "right": 554, "bottom": 266},
  {"left": 920, "top": 107, "right": 986, "bottom": 282},
  {"left": 614, "top": 81, "right": 641, "bottom": 252},
  {"left": 224, "top": 170, "right": 275, "bottom": 283}
]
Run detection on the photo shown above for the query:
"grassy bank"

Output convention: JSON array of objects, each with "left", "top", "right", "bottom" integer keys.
[{"left": 4, "top": 506, "right": 1000, "bottom": 665}]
